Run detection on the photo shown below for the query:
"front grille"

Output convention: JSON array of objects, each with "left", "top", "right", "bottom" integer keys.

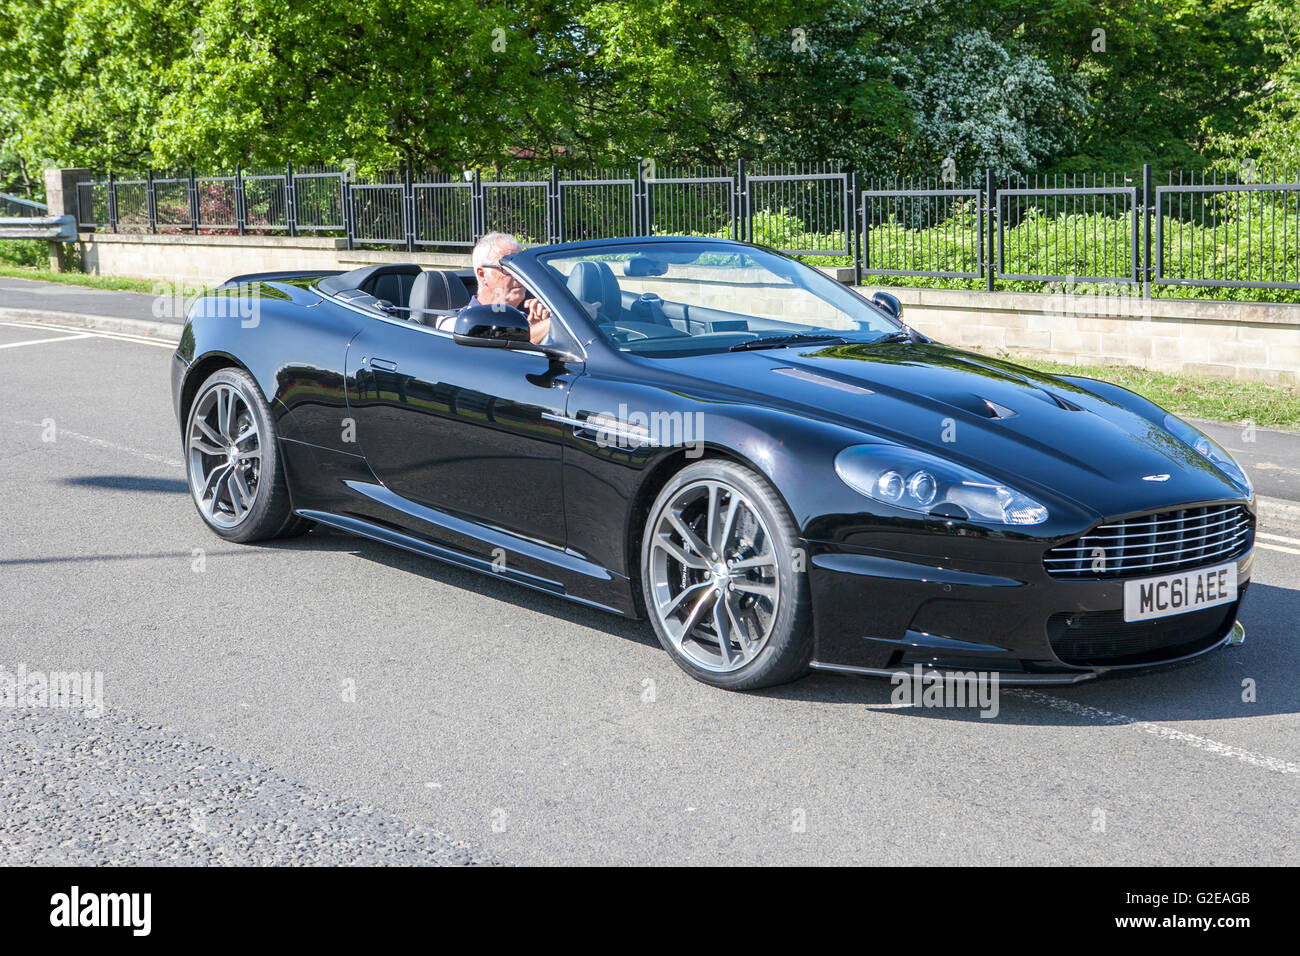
[
  {"left": 1044, "top": 504, "right": 1252, "bottom": 580},
  {"left": 1047, "top": 601, "right": 1238, "bottom": 665}
]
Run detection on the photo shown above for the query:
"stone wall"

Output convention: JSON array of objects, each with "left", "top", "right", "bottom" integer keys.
[
  {"left": 75, "top": 232, "right": 470, "bottom": 286},
  {"left": 888, "top": 287, "right": 1300, "bottom": 385}
]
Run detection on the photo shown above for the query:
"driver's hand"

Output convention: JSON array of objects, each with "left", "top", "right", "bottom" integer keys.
[{"left": 525, "top": 298, "right": 551, "bottom": 345}]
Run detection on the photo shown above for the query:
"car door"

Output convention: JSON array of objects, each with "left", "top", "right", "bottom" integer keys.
[{"left": 344, "top": 315, "right": 577, "bottom": 554}]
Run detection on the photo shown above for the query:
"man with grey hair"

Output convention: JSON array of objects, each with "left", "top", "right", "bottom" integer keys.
[{"left": 438, "top": 231, "right": 551, "bottom": 345}]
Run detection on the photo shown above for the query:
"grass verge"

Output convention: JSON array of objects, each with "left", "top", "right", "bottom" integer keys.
[
  {"left": 998, "top": 354, "right": 1300, "bottom": 431},
  {"left": 0, "top": 265, "right": 168, "bottom": 295}
]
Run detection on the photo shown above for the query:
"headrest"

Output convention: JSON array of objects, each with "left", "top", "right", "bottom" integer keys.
[
  {"left": 565, "top": 260, "right": 621, "bottom": 322},
  {"left": 409, "top": 270, "right": 471, "bottom": 325}
]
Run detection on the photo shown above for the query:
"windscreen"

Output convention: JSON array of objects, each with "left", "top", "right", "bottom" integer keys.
[{"left": 536, "top": 242, "right": 901, "bottom": 356}]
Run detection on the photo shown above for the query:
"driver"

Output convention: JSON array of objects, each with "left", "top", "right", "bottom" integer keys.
[{"left": 439, "top": 232, "right": 551, "bottom": 345}]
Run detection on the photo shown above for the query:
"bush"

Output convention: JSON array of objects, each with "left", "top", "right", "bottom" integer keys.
[
  {"left": 0, "top": 239, "right": 47, "bottom": 268},
  {"left": 744, "top": 202, "right": 1300, "bottom": 304}
]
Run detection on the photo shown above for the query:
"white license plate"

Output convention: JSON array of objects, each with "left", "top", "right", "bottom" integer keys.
[{"left": 1123, "top": 562, "right": 1237, "bottom": 622}]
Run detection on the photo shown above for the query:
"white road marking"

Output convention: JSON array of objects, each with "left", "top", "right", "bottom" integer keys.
[
  {"left": 1258, "top": 530, "right": 1300, "bottom": 547},
  {"left": 0, "top": 319, "right": 176, "bottom": 349},
  {"left": 15, "top": 420, "right": 184, "bottom": 469},
  {"left": 1256, "top": 529, "right": 1300, "bottom": 554},
  {"left": 0, "top": 332, "right": 93, "bottom": 350},
  {"left": 1259, "top": 542, "right": 1300, "bottom": 555},
  {"left": 1009, "top": 689, "right": 1300, "bottom": 777},
  {"left": 865, "top": 702, "right": 922, "bottom": 709}
]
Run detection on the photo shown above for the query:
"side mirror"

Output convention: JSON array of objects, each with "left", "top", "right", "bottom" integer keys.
[
  {"left": 624, "top": 255, "right": 668, "bottom": 277},
  {"left": 453, "top": 304, "right": 531, "bottom": 345},
  {"left": 452, "top": 304, "right": 582, "bottom": 364},
  {"left": 869, "top": 291, "right": 902, "bottom": 319}
]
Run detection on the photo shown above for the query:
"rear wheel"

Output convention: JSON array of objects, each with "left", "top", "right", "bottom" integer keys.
[
  {"left": 184, "top": 367, "right": 307, "bottom": 542},
  {"left": 640, "top": 459, "right": 812, "bottom": 690}
]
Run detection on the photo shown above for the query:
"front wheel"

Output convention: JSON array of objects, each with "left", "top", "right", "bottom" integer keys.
[
  {"left": 640, "top": 459, "right": 812, "bottom": 690},
  {"left": 184, "top": 367, "right": 306, "bottom": 542}
]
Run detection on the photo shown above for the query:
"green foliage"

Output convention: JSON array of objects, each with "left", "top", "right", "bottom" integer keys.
[
  {"left": 3, "top": 0, "right": 1280, "bottom": 180},
  {"left": 0, "top": 262, "right": 165, "bottom": 291},
  {"left": 745, "top": 207, "right": 850, "bottom": 255},
  {"left": 1007, "top": 357, "right": 1300, "bottom": 430},
  {"left": 0, "top": 0, "right": 1293, "bottom": 232},
  {"left": 1208, "top": 0, "right": 1300, "bottom": 170},
  {"left": 0, "top": 237, "right": 46, "bottom": 266},
  {"left": 774, "top": 198, "right": 1300, "bottom": 302},
  {"left": 1029, "top": 0, "right": 1274, "bottom": 174}
]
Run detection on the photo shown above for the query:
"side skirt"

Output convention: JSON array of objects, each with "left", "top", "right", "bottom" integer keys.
[{"left": 296, "top": 509, "right": 629, "bottom": 617}]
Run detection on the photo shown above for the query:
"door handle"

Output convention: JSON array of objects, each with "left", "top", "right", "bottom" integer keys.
[{"left": 370, "top": 358, "right": 398, "bottom": 371}]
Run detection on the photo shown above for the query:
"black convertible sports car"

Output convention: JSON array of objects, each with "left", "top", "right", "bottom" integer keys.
[{"left": 171, "top": 236, "right": 1254, "bottom": 689}]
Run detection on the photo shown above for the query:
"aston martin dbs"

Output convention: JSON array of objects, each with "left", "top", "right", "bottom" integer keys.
[{"left": 171, "top": 237, "right": 1254, "bottom": 689}]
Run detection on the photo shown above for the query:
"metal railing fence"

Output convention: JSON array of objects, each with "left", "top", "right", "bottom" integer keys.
[{"left": 68, "top": 162, "right": 1300, "bottom": 294}]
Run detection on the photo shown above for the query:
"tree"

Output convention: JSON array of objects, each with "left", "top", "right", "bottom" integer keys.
[
  {"left": 151, "top": 0, "right": 581, "bottom": 172},
  {"left": 0, "top": 0, "right": 1286, "bottom": 181},
  {"left": 1209, "top": 0, "right": 1300, "bottom": 170},
  {"left": 0, "top": 0, "right": 197, "bottom": 173},
  {"left": 1023, "top": 0, "right": 1274, "bottom": 174}
]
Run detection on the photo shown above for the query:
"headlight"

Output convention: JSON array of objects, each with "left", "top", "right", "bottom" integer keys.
[
  {"left": 1163, "top": 414, "right": 1252, "bottom": 495},
  {"left": 834, "top": 445, "right": 1049, "bottom": 525}
]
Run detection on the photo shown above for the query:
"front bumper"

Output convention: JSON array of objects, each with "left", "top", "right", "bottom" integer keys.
[{"left": 806, "top": 538, "right": 1253, "bottom": 683}]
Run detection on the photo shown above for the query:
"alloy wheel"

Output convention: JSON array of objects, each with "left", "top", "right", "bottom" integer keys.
[
  {"left": 187, "top": 383, "right": 262, "bottom": 529},
  {"left": 647, "top": 479, "right": 781, "bottom": 673}
]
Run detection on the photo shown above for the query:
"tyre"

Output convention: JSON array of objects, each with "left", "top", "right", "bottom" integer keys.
[
  {"left": 640, "top": 459, "right": 812, "bottom": 690},
  {"left": 184, "top": 367, "right": 308, "bottom": 542}
]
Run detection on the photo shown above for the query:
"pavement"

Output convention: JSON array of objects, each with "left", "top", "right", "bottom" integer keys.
[
  {"left": 0, "top": 705, "right": 493, "bottom": 866},
  {"left": 1, "top": 276, "right": 1298, "bottom": 866}
]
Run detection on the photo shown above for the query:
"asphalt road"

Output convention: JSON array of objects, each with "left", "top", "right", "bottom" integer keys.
[
  {"left": 1, "top": 301, "right": 1298, "bottom": 866},
  {"left": 0, "top": 277, "right": 172, "bottom": 324}
]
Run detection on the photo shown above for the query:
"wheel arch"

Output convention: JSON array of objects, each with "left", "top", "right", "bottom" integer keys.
[{"left": 179, "top": 352, "right": 262, "bottom": 428}]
